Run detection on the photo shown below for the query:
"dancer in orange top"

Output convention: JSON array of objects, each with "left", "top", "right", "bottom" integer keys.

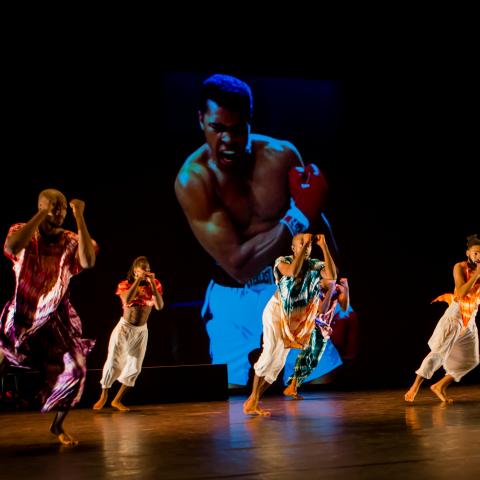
[
  {"left": 405, "top": 234, "right": 480, "bottom": 403},
  {"left": 93, "top": 256, "right": 163, "bottom": 411}
]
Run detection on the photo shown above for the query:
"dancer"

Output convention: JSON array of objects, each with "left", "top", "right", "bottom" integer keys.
[
  {"left": 243, "top": 233, "right": 336, "bottom": 415},
  {"left": 405, "top": 234, "right": 480, "bottom": 403},
  {"left": 0, "top": 189, "right": 97, "bottom": 446},
  {"left": 93, "top": 256, "right": 163, "bottom": 411}
]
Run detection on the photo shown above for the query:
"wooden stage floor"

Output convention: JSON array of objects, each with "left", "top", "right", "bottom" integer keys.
[{"left": 1, "top": 386, "right": 480, "bottom": 479}]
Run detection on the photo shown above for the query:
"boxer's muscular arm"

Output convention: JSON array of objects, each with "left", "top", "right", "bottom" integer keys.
[{"left": 175, "top": 165, "right": 292, "bottom": 284}]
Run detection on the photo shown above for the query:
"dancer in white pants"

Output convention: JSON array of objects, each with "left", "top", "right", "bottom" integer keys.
[
  {"left": 93, "top": 256, "right": 164, "bottom": 411},
  {"left": 243, "top": 233, "right": 336, "bottom": 416},
  {"left": 405, "top": 234, "right": 480, "bottom": 403}
]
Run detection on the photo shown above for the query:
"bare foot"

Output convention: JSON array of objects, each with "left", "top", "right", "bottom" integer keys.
[
  {"left": 57, "top": 431, "right": 79, "bottom": 446},
  {"left": 430, "top": 384, "right": 448, "bottom": 402},
  {"left": 283, "top": 384, "right": 304, "bottom": 400},
  {"left": 111, "top": 401, "right": 130, "bottom": 411},
  {"left": 290, "top": 394, "right": 304, "bottom": 400},
  {"left": 255, "top": 406, "right": 271, "bottom": 416},
  {"left": 441, "top": 387, "right": 454, "bottom": 404},
  {"left": 405, "top": 387, "right": 419, "bottom": 402},
  {"left": 243, "top": 397, "right": 271, "bottom": 416},
  {"left": 243, "top": 396, "right": 256, "bottom": 414},
  {"left": 93, "top": 394, "right": 107, "bottom": 410},
  {"left": 50, "top": 424, "right": 78, "bottom": 446}
]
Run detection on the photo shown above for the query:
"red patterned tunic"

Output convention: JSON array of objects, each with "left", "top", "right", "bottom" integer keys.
[{"left": 0, "top": 223, "right": 96, "bottom": 412}]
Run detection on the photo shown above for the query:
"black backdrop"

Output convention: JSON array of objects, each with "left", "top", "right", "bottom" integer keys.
[{"left": 1, "top": 59, "right": 478, "bottom": 388}]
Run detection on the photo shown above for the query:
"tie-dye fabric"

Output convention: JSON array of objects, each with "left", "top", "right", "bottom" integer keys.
[
  {"left": 286, "top": 328, "right": 328, "bottom": 387},
  {"left": 274, "top": 256, "right": 324, "bottom": 349},
  {"left": 433, "top": 265, "right": 480, "bottom": 327},
  {"left": 0, "top": 223, "right": 96, "bottom": 412},
  {"left": 287, "top": 287, "right": 339, "bottom": 387}
]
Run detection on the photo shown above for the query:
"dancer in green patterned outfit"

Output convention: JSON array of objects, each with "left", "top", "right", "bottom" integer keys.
[{"left": 243, "top": 233, "right": 336, "bottom": 416}]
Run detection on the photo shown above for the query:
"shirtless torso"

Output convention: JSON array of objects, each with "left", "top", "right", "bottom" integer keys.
[{"left": 176, "top": 134, "right": 301, "bottom": 283}]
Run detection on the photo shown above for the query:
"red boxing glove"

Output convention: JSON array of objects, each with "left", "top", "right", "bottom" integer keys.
[
  {"left": 281, "top": 163, "right": 328, "bottom": 235},
  {"left": 289, "top": 164, "right": 328, "bottom": 221}
]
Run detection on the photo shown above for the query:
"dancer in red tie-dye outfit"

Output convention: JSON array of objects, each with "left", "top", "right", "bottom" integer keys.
[{"left": 0, "top": 189, "right": 97, "bottom": 446}]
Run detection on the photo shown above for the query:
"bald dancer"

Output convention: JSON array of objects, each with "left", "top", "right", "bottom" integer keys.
[
  {"left": 243, "top": 233, "right": 336, "bottom": 416},
  {"left": 0, "top": 189, "right": 97, "bottom": 445}
]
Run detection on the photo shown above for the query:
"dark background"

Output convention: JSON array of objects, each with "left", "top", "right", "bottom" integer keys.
[{"left": 1, "top": 54, "right": 478, "bottom": 389}]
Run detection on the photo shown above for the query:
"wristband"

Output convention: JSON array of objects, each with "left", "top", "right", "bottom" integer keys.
[{"left": 280, "top": 199, "right": 310, "bottom": 236}]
